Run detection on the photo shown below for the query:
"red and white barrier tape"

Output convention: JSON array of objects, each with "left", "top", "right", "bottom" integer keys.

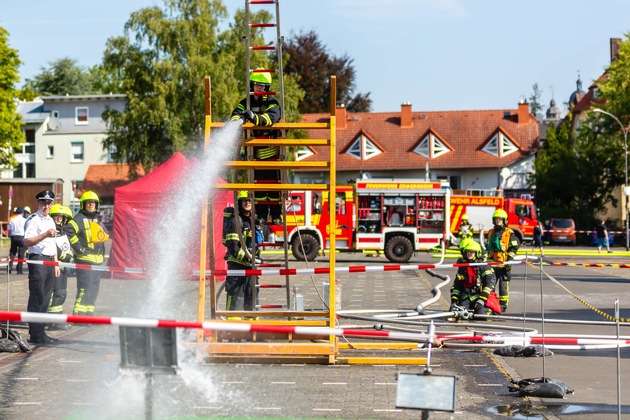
[
  {"left": 0, "top": 310, "right": 428, "bottom": 342},
  {"left": 437, "top": 333, "right": 630, "bottom": 349},
  {"left": 12, "top": 258, "right": 526, "bottom": 277}
]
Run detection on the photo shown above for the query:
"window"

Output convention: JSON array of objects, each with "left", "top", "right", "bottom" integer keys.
[
  {"left": 295, "top": 146, "right": 314, "bottom": 161},
  {"left": 51, "top": 110, "right": 60, "bottom": 118},
  {"left": 47, "top": 146, "right": 54, "bottom": 159},
  {"left": 413, "top": 133, "right": 451, "bottom": 158},
  {"left": 108, "top": 144, "right": 118, "bottom": 162},
  {"left": 75, "top": 107, "right": 89, "bottom": 125},
  {"left": 71, "top": 142, "right": 84, "bottom": 162},
  {"left": 482, "top": 132, "right": 519, "bottom": 157},
  {"left": 345, "top": 134, "right": 382, "bottom": 160}
]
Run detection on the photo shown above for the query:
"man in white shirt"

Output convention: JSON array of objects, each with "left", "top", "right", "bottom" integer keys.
[
  {"left": 7, "top": 207, "right": 27, "bottom": 274},
  {"left": 23, "top": 190, "right": 61, "bottom": 345}
]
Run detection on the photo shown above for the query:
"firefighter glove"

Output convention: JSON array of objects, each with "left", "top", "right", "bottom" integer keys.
[
  {"left": 254, "top": 257, "right": 262, "bottom": 265},
  {"left": 243, "top": 110, "right": 257, "bottom": 124},
  {"left": 449, "top": 302, "right": 459, "bottom": 312},
  {"left": 474, "top": 299, "right": 485, "bottom": 313}
]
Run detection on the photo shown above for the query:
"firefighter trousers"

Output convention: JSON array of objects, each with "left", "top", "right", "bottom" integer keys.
[
  {"left": 48, "top": 269, "right": 68, "bottom": 314},
  {"left": 74, "top": 268, "right": 102, "bottom": 315},
  {"left": 225, "top": 262, "right": 259, "bottom": 312},
  {"left": 493, "top": 266, "right": 511, "bottom": 309}
]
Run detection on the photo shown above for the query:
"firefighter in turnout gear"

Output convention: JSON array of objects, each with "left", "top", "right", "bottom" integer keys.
[
  {"left": 230, "top": 69, "right": 282, "bottom": 222},
  {"left": 450, "top": 240, "right": 499, "bottom": 318},
  {"left": 66, "top": 191, "right": 107, "bottom": 316},
  {"left": 223, "top": 191, "right": 262, "bottom": 318},
  {"left": 458, "top": 214, "right": 473, "bottom": 241},
  {"left": 486, "top": 209, "right": 520, "bottom": 312},
  {"left": 47, "top": 204, "right": 74, "bottom": 330}
]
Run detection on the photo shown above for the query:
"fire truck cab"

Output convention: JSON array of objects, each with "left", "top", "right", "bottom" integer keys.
[{"left": 266, "top": 180, "right": 451, "bottom": 263}]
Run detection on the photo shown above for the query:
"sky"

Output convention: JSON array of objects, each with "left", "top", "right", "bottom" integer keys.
[{"left": 2, "top": 0, "right": 630, "bottom": 114}]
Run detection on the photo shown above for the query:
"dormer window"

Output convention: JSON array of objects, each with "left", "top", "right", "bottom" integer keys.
[
  {"left": 345, "top": 133, "right": 382, "bottom": 160},
  {"left": 295, "top": 146, "right": 315, "bottom": 161},
  {"left": 482, "top": 131, "right": 519, "bottom": 157},
  {"left": 412, "top": 132, "right": 451, "bottom": 158},
  {"left": 75, "top": 107, "right": 89, "bottom": 125}
]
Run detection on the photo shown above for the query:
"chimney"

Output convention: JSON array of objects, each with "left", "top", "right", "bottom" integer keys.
[
  {"left": 336, "top": 104, "right": 346, "bottom": 129},
  {"left": 517, "top": 100, "right": 529, "bottom": 125},
  {"left": 611, "top": 38, "right": 622, "bottom": 63},
  {"left": 401, "top": 102, "right": 412, "bottom": 128}
]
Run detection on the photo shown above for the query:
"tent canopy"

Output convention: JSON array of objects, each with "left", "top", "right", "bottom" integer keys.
[{"left": 109, "top": 152, "right": 230, "bottom": 279}]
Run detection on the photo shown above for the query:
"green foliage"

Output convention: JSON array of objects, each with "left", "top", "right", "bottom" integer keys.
[
  {"left": 282, "top": 30, "right": 371, "bottom": 113},
  {"left": 528, "top": 83, "right": 543, "bottom": 117},
  {"left": 0, "top": 26, "right": 23, "bottom": 168},
  {"left": 23, "top": 57, "right": 98, "bottom": 95},
  {"left": 99, "top": 0, "right": 304, "bottom": 175}
]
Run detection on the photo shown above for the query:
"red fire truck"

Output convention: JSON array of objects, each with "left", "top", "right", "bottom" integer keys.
[
  {"left": 449, "top": 192, "right": 538, "bottom": 245},
  {"left": 266, "top": 180, "right": 451, "bottom": 263}
]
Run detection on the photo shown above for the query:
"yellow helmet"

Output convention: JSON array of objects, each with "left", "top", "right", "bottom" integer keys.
[
  {"left": 492, "top": 209, "right": 508, "bottom": 221},
  {"left": 462, "top": 214, "right": 469, "bottom": 221},
  {"left": 250, "top": 68, "right": 272, "bottom": 92},
  {"left": 80, "top": 190, "right": 100, "bottom": 211},
  {"left": 237, "top": 191, "right": 250, "bottom": 201},
  {"left": 50, "top": 203, "right": 64, "bottom": 216},
  {"left": 61, "top": 205, "right": 73, "bottom": 219},
  {"left": 461, "top": 239, "right": 482, "bottom": 260}
]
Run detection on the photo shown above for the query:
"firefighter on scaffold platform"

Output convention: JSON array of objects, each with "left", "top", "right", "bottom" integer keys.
[{"left": 231, "top": 68, "right": 282, "bottom": 224}]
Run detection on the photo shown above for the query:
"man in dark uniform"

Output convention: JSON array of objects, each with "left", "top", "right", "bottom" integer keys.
[
  {"left": 23, "top": 190, "right": 60, "bottom": 344},
  {"left": 231, "top": 69, "right": 282, "bottom": 222}
]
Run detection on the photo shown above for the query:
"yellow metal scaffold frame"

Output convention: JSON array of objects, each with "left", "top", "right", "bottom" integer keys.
[{"left": 195, "top": 75, "right": 339, "bottom": 364}]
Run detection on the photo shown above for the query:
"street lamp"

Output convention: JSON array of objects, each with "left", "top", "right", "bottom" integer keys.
[{"left": 593, "top": 108, "right": 630, "bottom": 251}]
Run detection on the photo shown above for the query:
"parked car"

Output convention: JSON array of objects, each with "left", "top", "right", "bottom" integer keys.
[{"left": 549, "top": 218, "right": 576, "bottom": 245}]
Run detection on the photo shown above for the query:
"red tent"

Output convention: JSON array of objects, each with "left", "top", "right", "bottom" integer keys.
[{"left": 108, "top": 152, "right": 230, "bottom": 279}]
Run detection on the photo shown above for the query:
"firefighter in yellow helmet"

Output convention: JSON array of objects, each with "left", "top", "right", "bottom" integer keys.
[
  {"left": 222, "top": 191, "right": 262, "bottom": 318},
  {"left": 230, "top": 68, "right": 282, "bottom": 222},
  {"left": 458, "top": 214, "right": 473, "bottom": 241},
  {"left": 486, "top": 209, "right": 520, "bottom": 312},
  {"left": 47, "top": 204, "right": 74, "bottom": 330},
  {"left": 450, "top": 240, "right": 499, "bottom": 318},
  {"left": 66, "top": 191, "right": 107, "bottom": 316}
]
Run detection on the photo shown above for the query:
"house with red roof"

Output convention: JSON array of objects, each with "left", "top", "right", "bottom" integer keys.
[{"left": 293, "top": 102, "right": 540, "bottom": 197}]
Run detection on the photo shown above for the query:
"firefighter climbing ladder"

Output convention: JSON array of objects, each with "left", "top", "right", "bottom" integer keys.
[{"left": 197, "top": 0, "right": 340, "bottom": 364}]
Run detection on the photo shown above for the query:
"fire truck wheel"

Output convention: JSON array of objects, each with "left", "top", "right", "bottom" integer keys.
[
  {"left": 385, "top": 235, "right": 414, "bottom": 263},
  {"left": 291, "top": 233, "right": 320, "bottom": 261}
]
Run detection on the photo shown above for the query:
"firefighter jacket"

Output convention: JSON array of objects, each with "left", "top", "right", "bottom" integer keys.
[
  {"left": 223, "top": 210, "right": 256, "bottom": 267},
  {"left": 486, "top": 226, "right": 519, "bottom": 264},
  {"left": 231, "top": 94, "right": 281, "bottom": 160},
  {"left": 458, "top": 222, "right": 473, "bottom": 239},
  {"left": 66, "top": 211, "right": 105, "bottom": 265},
  {"left": 451, "top": 258, "right": 497, "bottom": 304},
  {"left": 54, "top": 224, "right": 74, "bottom": 270}
]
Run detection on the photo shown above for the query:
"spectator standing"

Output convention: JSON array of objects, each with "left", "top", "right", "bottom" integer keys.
[
  {"left": 47, "top": 205, "right": 74, "bottom": 330},
  {"left": 486, "top": 209, "right": 520, "bottom": 313},
  {"left": 532, "top": 220, "right": 545, "bottom": 257},
  {"left": 66, "top": 191, "right": 106, "bottom": 316},
  {"left": 595, "top": 218, "right": 612, "bottom": 253},
  {"left": 23, "top": 190, "right": 60, "bottom": 345},
  {"left": 7, "top": 207, "right": 27, "bottom": 274}
]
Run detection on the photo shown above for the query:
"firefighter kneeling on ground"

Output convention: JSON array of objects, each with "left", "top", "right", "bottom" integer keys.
[
  {"left": 223, "top": 191, "right": 263, "bottom": 320},
  {"left": 450, "top": 239, "right": 500, "bottom": 318},
  {"left": 486, "top": 209, "right": 520, "bottom": 313},
  {"left": 230, "top": 69, "right": 282, "bottom": 223}
]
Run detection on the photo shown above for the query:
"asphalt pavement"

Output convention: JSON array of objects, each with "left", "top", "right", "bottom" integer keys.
[{"left": 0, "top": 245, "right": 629, "bottom": 419}]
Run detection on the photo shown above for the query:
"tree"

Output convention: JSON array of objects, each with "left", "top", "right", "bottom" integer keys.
[
  {"left": 283, "top": 30, "right": 371, "bottom": 113},
  {"left": 23, "top": 57, "right": 98, "bottom": 96},
  {"left": 100, "top": 0, "right": 303, "bottom": 174},
  {"left": 0, "top": 26, "right": 24, "bottom": 168},
  {"left": 528, "top": 83, "right": 543, "bottom": 118}
]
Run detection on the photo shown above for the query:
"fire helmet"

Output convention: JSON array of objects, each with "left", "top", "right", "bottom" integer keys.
[
  {"left": 492, "top": 209, "right": 508, "bottom": 221},
  {"left": 462, "top": 214, "right": 469, "bottom": 221},
  {"left": 50, "top": 203, "right": 64, "bottom": 216},
  {"left": 80, "top": 190, "right": 100, "bottom": 211},
  {"left": 461, "top": 239, "right": 482, "bottom": 260},
  {"left": 250, "top": 68, "right": 272, "bottom": 91},
  {"left": 237, "top": 191, "right": 250, "bottom": 201}
]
